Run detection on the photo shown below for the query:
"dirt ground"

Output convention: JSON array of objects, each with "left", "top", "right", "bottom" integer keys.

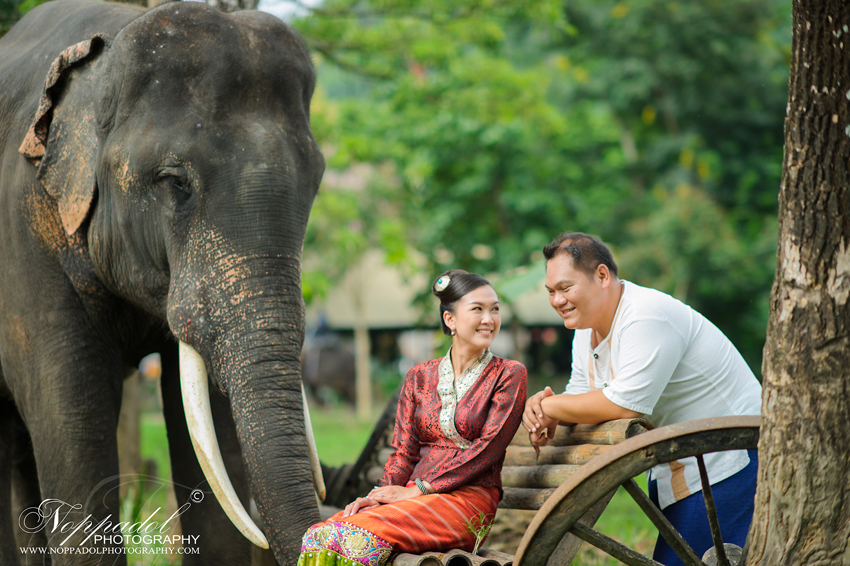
[
  {"left": 484, "top": 508, "right": 655, "bottom": 564},
  {"left": 485, "top": 509, "right": 536, "bottom": 554}
]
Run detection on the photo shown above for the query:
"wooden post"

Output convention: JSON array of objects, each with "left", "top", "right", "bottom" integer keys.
[
  {"left": 117, "top": 369, "right": 142, "bottom": 499},
  {"left": 353, "top": 262, "right": 372, "bottom": 420},
  {"left": 354, "top": 323, "right": 372, "bottom": 420}
]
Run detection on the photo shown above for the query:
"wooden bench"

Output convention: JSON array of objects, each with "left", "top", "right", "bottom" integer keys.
[{"left": 320, "top": 390, "right": 650, "bottom": 566}]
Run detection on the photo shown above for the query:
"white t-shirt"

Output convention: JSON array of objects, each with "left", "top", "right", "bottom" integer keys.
[{"left": 563, "top": 281, "right": 762, "bottom": 508}]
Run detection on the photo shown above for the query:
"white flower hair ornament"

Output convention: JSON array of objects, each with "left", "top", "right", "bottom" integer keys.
[{"left": 435, "top": 276, "right": 451, "bottom": 292}]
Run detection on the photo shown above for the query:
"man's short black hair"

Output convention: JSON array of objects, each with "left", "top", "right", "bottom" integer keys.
[{"left": 543, "top": 232, "right": 619, "bottom": 278}]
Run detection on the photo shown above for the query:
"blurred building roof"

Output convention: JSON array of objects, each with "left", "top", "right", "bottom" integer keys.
[{"left": 305, "top": 250, "right": 562, "bottom": 330}]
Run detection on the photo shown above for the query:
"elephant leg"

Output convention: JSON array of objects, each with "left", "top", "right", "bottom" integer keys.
[
  {"left": 13, "top": 355, "right": 125, "bottom": 566},
  {"left": 11, "top": 411, "right": 52, "bottom": 566},
  {"left": 159, "top": 345, "right": 252, "bottom": 566},
  {"left": 0, "top": 399, "right": 21, "bottom": 566}
]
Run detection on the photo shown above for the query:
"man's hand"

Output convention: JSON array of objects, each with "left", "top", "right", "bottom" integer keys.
[
  {"left": 524, "top": 386, "right": 558, "bottom": 455},
  {"left": 523, "top": 386, "right": 555, "bottom": 433}
]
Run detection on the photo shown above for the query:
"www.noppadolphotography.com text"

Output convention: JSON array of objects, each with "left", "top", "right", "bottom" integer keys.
[
  {"left": 17, "top": 490, "right": 203, "bottom": 557},
  {"left": 21, "top": 542, "right": 200, "bottom": 556}
]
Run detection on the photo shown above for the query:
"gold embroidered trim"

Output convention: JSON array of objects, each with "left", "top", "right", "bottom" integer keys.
[{"left": 436, "top": 347, "right": 493, "bottom": 449}]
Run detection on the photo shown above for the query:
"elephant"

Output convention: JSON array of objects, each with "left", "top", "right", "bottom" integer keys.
[
  {"left": 302, "top": 333, "right": 356, "bottom": 405},
  {"left": 0, "top": 0, "right": 326, "bottom": 564}
]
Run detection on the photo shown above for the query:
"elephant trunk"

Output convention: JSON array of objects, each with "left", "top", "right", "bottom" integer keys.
[
  {"left": 178, "top": 342, "right": 324, "bottom": 551},
  {"left": 224, "top": 346, "right": 322, "bottom": 561},
  {"left": 168, "top": 256, "right": 323, "bottom": 563},
  {"left": 178, "top": 341, "right": 269, "bottom": 547}
]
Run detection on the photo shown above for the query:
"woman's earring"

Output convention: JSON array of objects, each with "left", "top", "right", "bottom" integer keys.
[{"left": 450, "top": 330, "right": 456, "bottom": 336}]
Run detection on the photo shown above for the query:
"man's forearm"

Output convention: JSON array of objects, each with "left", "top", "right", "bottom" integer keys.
[{"left": 540, "top": 390, "right": 642, "bottom": 424}]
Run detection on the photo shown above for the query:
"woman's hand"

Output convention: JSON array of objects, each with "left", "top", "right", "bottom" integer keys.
[
  {"left": 342, "top": 484, "right": 428, "bottom": 517},
  {"left": 342, "top": 497, "right": 380, "bottom": 517},
  {"left": 528, "top": 415, "right": 559, "bottom": 454},
  {"left": 524, "top": 387, "right": 558, "bottom": 454},
  {"left": 367, "top": 485, "right": 423, "bottom": 504},
  {"left": 523, "top": 386, "right": 555, "bottom": 433}
]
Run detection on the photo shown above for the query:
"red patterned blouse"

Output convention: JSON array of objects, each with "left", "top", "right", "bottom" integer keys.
[{"left": 380, "top": 350, "right": 527, "bottom": 495}]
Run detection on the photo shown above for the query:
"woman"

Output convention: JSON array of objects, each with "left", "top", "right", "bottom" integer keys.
[{"left": 298, "top": 270, "right": 527, "bottom": 566}]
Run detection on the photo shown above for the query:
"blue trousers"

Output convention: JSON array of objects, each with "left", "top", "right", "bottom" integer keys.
[{"left": 647, "top": 450, "right": 758, "bottom": 566}]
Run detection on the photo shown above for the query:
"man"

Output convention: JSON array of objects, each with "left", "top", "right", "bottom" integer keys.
[{"left": 524, "top": 232, "right": 761, "bottom": 566}]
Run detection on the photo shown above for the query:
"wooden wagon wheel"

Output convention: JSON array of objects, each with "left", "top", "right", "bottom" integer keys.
[{"left": 513, "top": 416, "right": 761, "bottom": 566}]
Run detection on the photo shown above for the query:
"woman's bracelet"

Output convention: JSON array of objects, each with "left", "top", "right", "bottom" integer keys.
[{"left": 414, "top": 478, "right": 430, "bottom": 496}]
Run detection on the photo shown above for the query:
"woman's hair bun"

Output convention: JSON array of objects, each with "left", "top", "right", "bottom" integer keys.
[
  {"left": 432, "top": 269, "right": 491, "bottom": 335},
  {"left": 432, "top": 269, "right": 464, "bottom": 299}
]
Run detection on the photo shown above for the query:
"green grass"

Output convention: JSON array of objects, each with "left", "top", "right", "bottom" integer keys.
[
  {"left": 116, "top": 413, "right": 180, "bottom": 566},
  {"left": 140, "top": 404, "right": 379, "bottom": 471},
  {"left": 310, "top": 404, "right": 383, "bottom": 466},
  {"left": 140, "top": 413, "right": 172, "bottom": 480},
  {"left": 574, "top": 476, "right": 656, "bottom": 565}
]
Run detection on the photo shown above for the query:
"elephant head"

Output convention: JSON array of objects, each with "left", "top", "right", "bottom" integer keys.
[{"left": 17, "top": 1, "right": 325, "bottom": 561}]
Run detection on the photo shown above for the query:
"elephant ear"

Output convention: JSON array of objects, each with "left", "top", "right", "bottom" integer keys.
[{"left": 19, "top": 35, "right": 107, "bottom": 236}]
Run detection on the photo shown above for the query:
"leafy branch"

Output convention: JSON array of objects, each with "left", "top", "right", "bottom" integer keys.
[{"left": 464, "top": 511, "right": 494, "bottom": 555}]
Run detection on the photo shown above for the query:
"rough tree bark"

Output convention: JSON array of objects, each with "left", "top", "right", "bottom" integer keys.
[{"left": 748, "top": 1, "right": 850, "bottom": 565}]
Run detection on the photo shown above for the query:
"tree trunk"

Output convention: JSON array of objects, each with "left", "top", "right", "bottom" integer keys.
[
  {"left": 355, "top": 322, "right": 373, "bottom": 420},
  {"left": 117, "top": 369, "right": 142, "bottom": 499},
  {"left": 352, "top": 259, "right": 373, "bottom": 420},
  {"left": 748, "top": 1, "right": 850, "bottom": 564}
]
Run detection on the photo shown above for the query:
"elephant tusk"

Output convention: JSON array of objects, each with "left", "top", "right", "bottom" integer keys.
[
  {"left": 178, "top": 341, "right": 270, "bottom": 549},
  {"left": 302, "top": 383, "right": 326, "bottom": 501}
]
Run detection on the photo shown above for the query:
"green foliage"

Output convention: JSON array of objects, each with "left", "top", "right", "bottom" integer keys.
[
  {"left": 301, "top": 0, "right": 572, "bottom": 300},
  {"left": 464, "top": 511, "right": 494, "bottom": 555},
  {"left": 0, "top": 0, "right": 20, "bottom": 35},
  {"left": 619, "top": 184, "right": 777, "bottom": 369},
  {"left": 557, "top": 0, "right": 789, "bottom": 211},
  {"left": 0, "top": 0, "right": 47, "bottom": 36},
  {"left": 296, "top": 0, "right": 790, "bottom": 374},
  {"left": 119, "top": 415, "right": 180, "bottom": 566},
  {"left": 295, "top": 0, "right": 567, "bottom": 78}
]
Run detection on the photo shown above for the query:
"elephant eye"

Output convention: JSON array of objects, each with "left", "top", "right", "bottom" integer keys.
[
  {"left": 170, "top": 178, "right": 190, "bottom": 194},
  {"left": 157, "top": 172, "right": 192, "bottom": 204}
]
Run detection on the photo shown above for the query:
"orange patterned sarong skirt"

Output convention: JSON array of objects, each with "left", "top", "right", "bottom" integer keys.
[{"left": 299, "top": 485, "right": 499, "bottom": 566}]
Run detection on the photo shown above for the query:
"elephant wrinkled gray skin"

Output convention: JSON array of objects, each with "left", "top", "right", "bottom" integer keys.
[{"left": 0, "top": 1, "right": 325, "bottom": 564}]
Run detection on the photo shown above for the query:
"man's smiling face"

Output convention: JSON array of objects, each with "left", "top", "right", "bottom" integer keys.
[{"left": 545, "top": 254, "right": 605, "bottom": 330}]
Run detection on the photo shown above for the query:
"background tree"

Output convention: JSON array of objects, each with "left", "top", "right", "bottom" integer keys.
[
  {"left": 0, "top": 0, "right": 18, "bottom": 35},
  {"left": 295, "top": 0, "right": 790, "bottom": 374},
  {"left": 748, "top": 1, "right": 850, "bottom": 563}
]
